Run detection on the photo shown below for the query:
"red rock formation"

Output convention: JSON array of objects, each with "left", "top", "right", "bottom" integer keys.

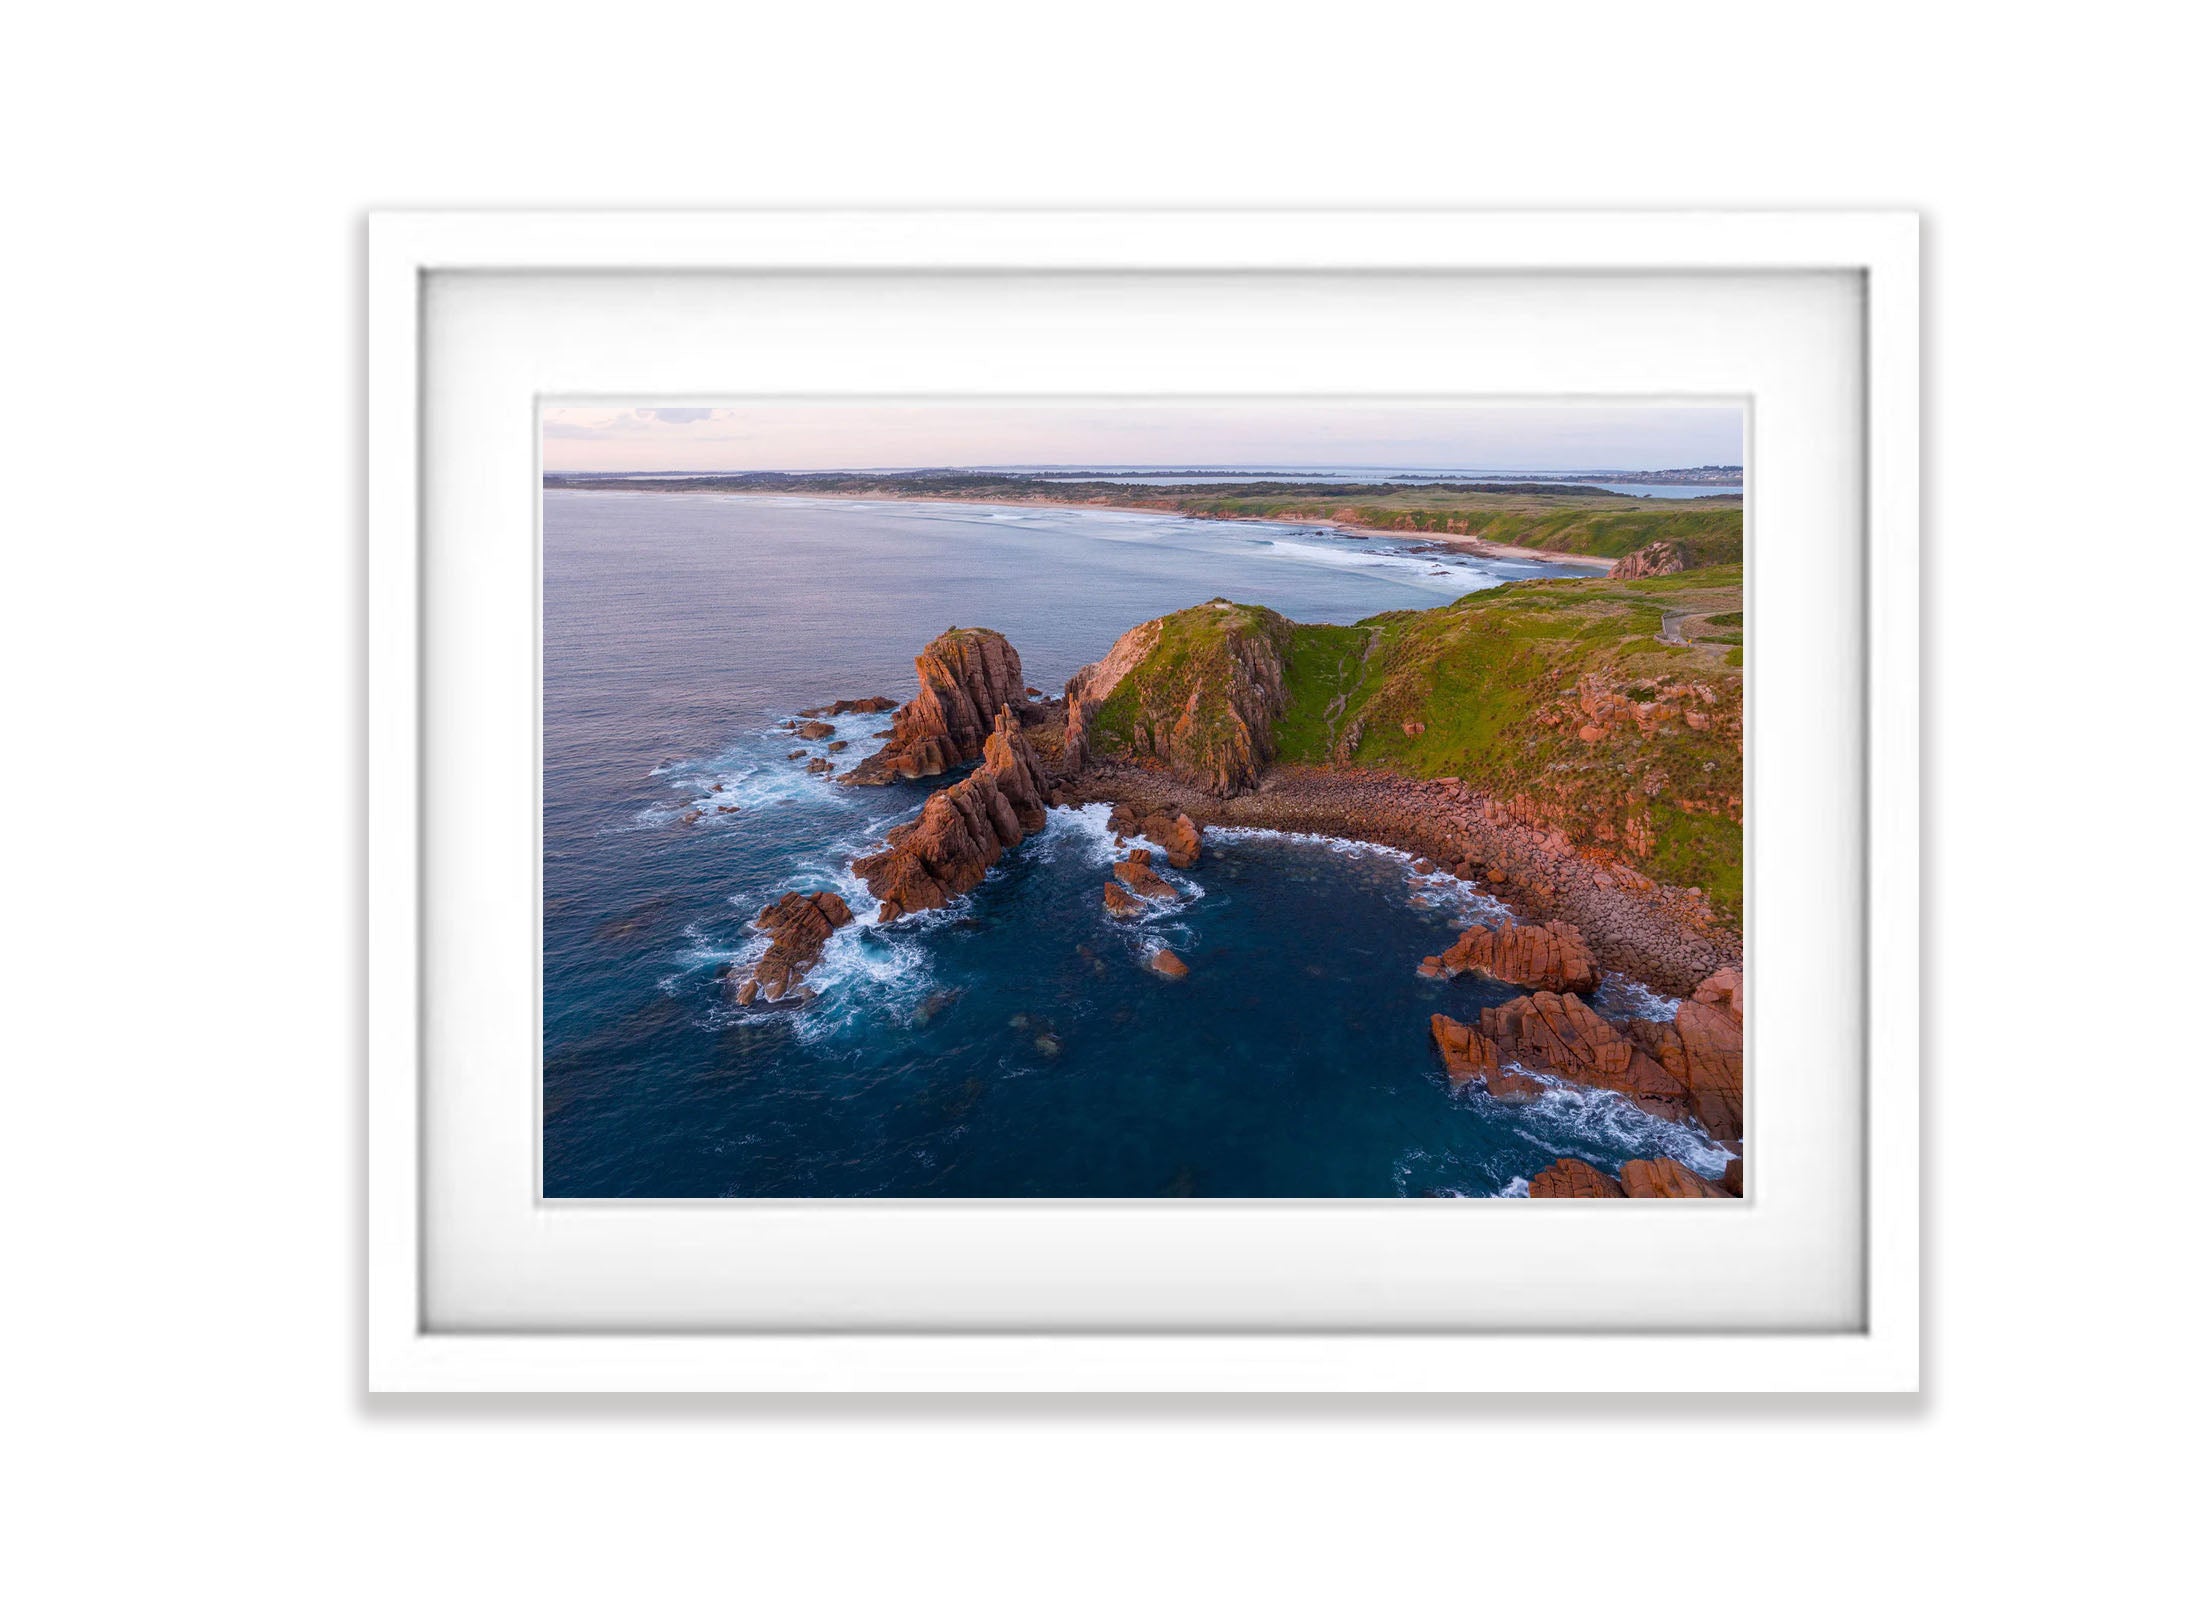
[
  {"left": 1526, "top": 1158, "right": 1623, "bottom": 1198},
  {"left": 1609, "top": 540, "right": 1688, "bottom": 581},
  {"left": 1692, "top": 966, "right": 1743, "bottom": 1024},
  {"left": 1418, "top": 920, "right": 1599, "bottom": 993},
  {"left": 733, "top": 889, "right": 855, "bottom": 1004},
  {"left": 1720, "top": 1157, "right": 1744, "bottom": 1197},
  {"left": 1106, "top": 804, "right": 1203, "bottom": 868},
  {"left": 1112, "top": 851, "right": 1177, "bottom": 900},
  {"left": 852, "top": 705, "right": 1049, "bottom": 921},
  {"left": 1429, "top": 1014, "right": 1496, "bottom": 1079},
  {"left": 844, "top": 628, "right": 1028, "bottom": 784},
  {"left": 1101, "top": 881, "right": 1141, "bottom": 917},
  {"left": 1627, "top": 998, "right": 1745, "bottom": 1141},
  {"left": 1455, "top": 991, "right": 1693, "bottom": 1121},
  {"left": 1617, "top": 1157, "right": 1727, "bottom": 1198},
  {"left": 1149, "top": 948, "right": 1189, "bottom": 978}
]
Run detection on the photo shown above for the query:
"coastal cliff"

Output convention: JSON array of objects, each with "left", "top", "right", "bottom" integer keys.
[
  {"left": 1064, "top": 600, "right": 1290, "bottom": 796},
  {"left": 1058, "top": 565, "right": 1745, "bottom": 927}
]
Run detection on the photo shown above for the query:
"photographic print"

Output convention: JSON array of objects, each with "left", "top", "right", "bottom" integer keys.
[{"left": 543, "top": 401, "right": 1744, "bottom": 1199}]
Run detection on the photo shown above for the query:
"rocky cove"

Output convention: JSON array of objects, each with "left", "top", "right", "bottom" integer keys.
[
  {"left": 543, "top": 488, "right": 1742, "bottom": 1198},
  {"left": 715, "top": 608, "right": 1743, "bottom": 1198}
]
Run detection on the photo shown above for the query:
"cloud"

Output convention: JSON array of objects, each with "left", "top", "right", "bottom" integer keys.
[{"left": 638, "top": 407, "right": 716, "bottom": 424}]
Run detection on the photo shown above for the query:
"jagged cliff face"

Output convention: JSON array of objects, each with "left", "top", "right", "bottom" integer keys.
[
  {"left": 845, "top": 627, "right": 1028, "bottom": 784},
  {"left": 853, "top": 705, "right": 1050, "bottom": 921},
  {"left": 1607, "top": 539, "right": 1687, "bottom": 580},
  {"left": 1065, "top": 600, "right": 1292, "bottom": 797}
]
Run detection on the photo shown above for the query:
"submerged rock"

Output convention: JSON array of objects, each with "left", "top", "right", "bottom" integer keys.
[
  {"left": 1149, "top": 948, "right": 1189, "bottom": 979},
  {"left": 800, "top": 696, "right": 898, "bottom": 717},
  {"left": 852, "top": 704, "right": 1049, "bottom": 921}
]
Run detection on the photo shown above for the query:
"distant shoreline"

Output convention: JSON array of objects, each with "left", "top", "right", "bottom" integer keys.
[{"left": 547, "top": 482, "right": 1621, "bottom": 572}]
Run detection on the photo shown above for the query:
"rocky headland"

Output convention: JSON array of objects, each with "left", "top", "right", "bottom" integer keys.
[{"left": 723, "top": 575, "right": 1746, "bottom": 1186}]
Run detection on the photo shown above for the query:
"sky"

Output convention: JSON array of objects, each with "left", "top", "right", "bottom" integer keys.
[{"left": 539, "top": 402, "right": 1743, "bottom": 474}]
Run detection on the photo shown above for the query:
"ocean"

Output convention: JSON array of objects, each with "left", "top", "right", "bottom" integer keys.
[{"left": 543, "top": 490, "right": 1732, "bottom": 1197}]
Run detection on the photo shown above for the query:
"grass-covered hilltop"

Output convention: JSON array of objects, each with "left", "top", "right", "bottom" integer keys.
[
  {"left": 1061, "top": 565, "right": 1744, "bottom": 923},
  {"left": 547, "top": 469, "right": 1742, "bottom": 566}
]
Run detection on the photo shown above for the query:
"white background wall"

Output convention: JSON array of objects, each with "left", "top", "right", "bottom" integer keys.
[{"left": 4, "top": 4, "right": 2187, "bottom": 1594}]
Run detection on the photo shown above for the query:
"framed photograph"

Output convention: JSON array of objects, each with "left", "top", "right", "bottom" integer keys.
[{"left": 369, "top": 210, "right": 1917, "bottom": 1391}]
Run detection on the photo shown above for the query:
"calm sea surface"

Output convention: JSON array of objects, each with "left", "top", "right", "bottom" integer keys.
[{"left": 543, "top": 490, "right": 1729, "bottom": 1196}]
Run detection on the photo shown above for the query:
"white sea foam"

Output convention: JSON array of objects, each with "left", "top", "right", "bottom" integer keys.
[
  {"left": 1498, "top": 1075, "right": 1731, "bottom": 1178},
  {"left": 1592, "top": 971, "right": 1683, "bottom": 1023},
  {"left": 1496, "top": 1176, "right": 1532, "bottom": 1199}
]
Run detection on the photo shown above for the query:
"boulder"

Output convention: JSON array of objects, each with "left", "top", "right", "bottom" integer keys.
[
  {"left": 843, "top": 629, "right": 1028, "bottom": 784},
  {"left": 1101, "top": 881, "right": 1142, "bottom": 917},
  {"left": 852, "top": 705, "right": 1050, "bottom": 921},
  {"left": 1720, "top": 1157, "right": 1745, "bottom": 1197},
  {"left": 1149, "top": 948, "right": 1189, "bottom": 978},
  {"left": 1617, "top": 1157, "right": 1727, "bottom": 1199},
  {"left": 1627, "top": 998, "right": 1745, "bottom": 1142},
  {"left": 1526, "top": 1159, "right": 1623, "bottom": 1199},
  {"left": 795, "top": 720, "right": 836, "bottom": 740},
  {"left": 1464, "top": 991, "right": 1692, "bottom": 1121},
  {"left": 1419, "top": 920, "right": 1599, "bottom": 993},
  {"left": 733, "top": 889, "right": 855, "bottom": 1004},
  {"left": 1112, "top": 854, "right": 1177, "bottom": 899},
  {"left": 800, "top": 696, "right": 899, "bottom": 717},
  {"left": 1692, "top": 966, "right": 1743, "bottom": 1025},
  {"left": 1107, "top": 805, "right": 1204, "bottom": 868},
  {"left": 805, "top": 757, "right": 833, "bottom": 775}
]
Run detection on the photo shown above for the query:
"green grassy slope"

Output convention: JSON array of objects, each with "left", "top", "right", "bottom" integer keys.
[{"left": 1078, "top": 571, "right": 1746, "bottom": 918}]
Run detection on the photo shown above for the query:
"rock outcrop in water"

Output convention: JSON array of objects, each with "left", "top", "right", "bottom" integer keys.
[
  {"left": 801, "top": 696, "right": 898, "bottom": 717},
  {"left": 1106, "top": 804, "right": 1203, "bottom": 868},
  {"left": 852, "top": 704, "right": 1049, "bottom": 921},
  {"left": 1625, "top": 991, "right": 1745, "bottom": 1142},
  {"left": 1416, "top": 919, "right": 1599, "bottom": 993},
  {"left": 1111, "top": 850, "right": 1177, "bottom": 900},
  {"left": 844, "top": 628, "right": 1028, "bottom": 784},
  {"left": 732, "top": 889, "right": 855, "bottom": 1004},
  {"left": 1433, "top": 991, "right": 1693, "bottom": 1122}
]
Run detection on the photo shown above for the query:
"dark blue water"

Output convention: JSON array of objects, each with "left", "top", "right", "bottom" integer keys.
[{"left": 543, "top": 490, "right": 1729, "bottom": 1197}]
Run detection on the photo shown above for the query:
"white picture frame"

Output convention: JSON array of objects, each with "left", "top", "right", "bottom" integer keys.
[{"left": 368, "top": 210, "right": 1918, "bottom": 1392}]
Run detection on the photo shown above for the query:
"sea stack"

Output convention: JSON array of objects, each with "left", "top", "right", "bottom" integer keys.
[
  {"left": 843, "top": 627, "right": 1029, "bottom": 784},
  {"left": 852, "top": 704, "right": 1050, "bottom": 920}
]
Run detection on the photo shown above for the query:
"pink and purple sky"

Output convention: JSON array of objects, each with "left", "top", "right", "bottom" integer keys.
[{"left": 540, "top": 401, "right": 1743, "bottom": 474}]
